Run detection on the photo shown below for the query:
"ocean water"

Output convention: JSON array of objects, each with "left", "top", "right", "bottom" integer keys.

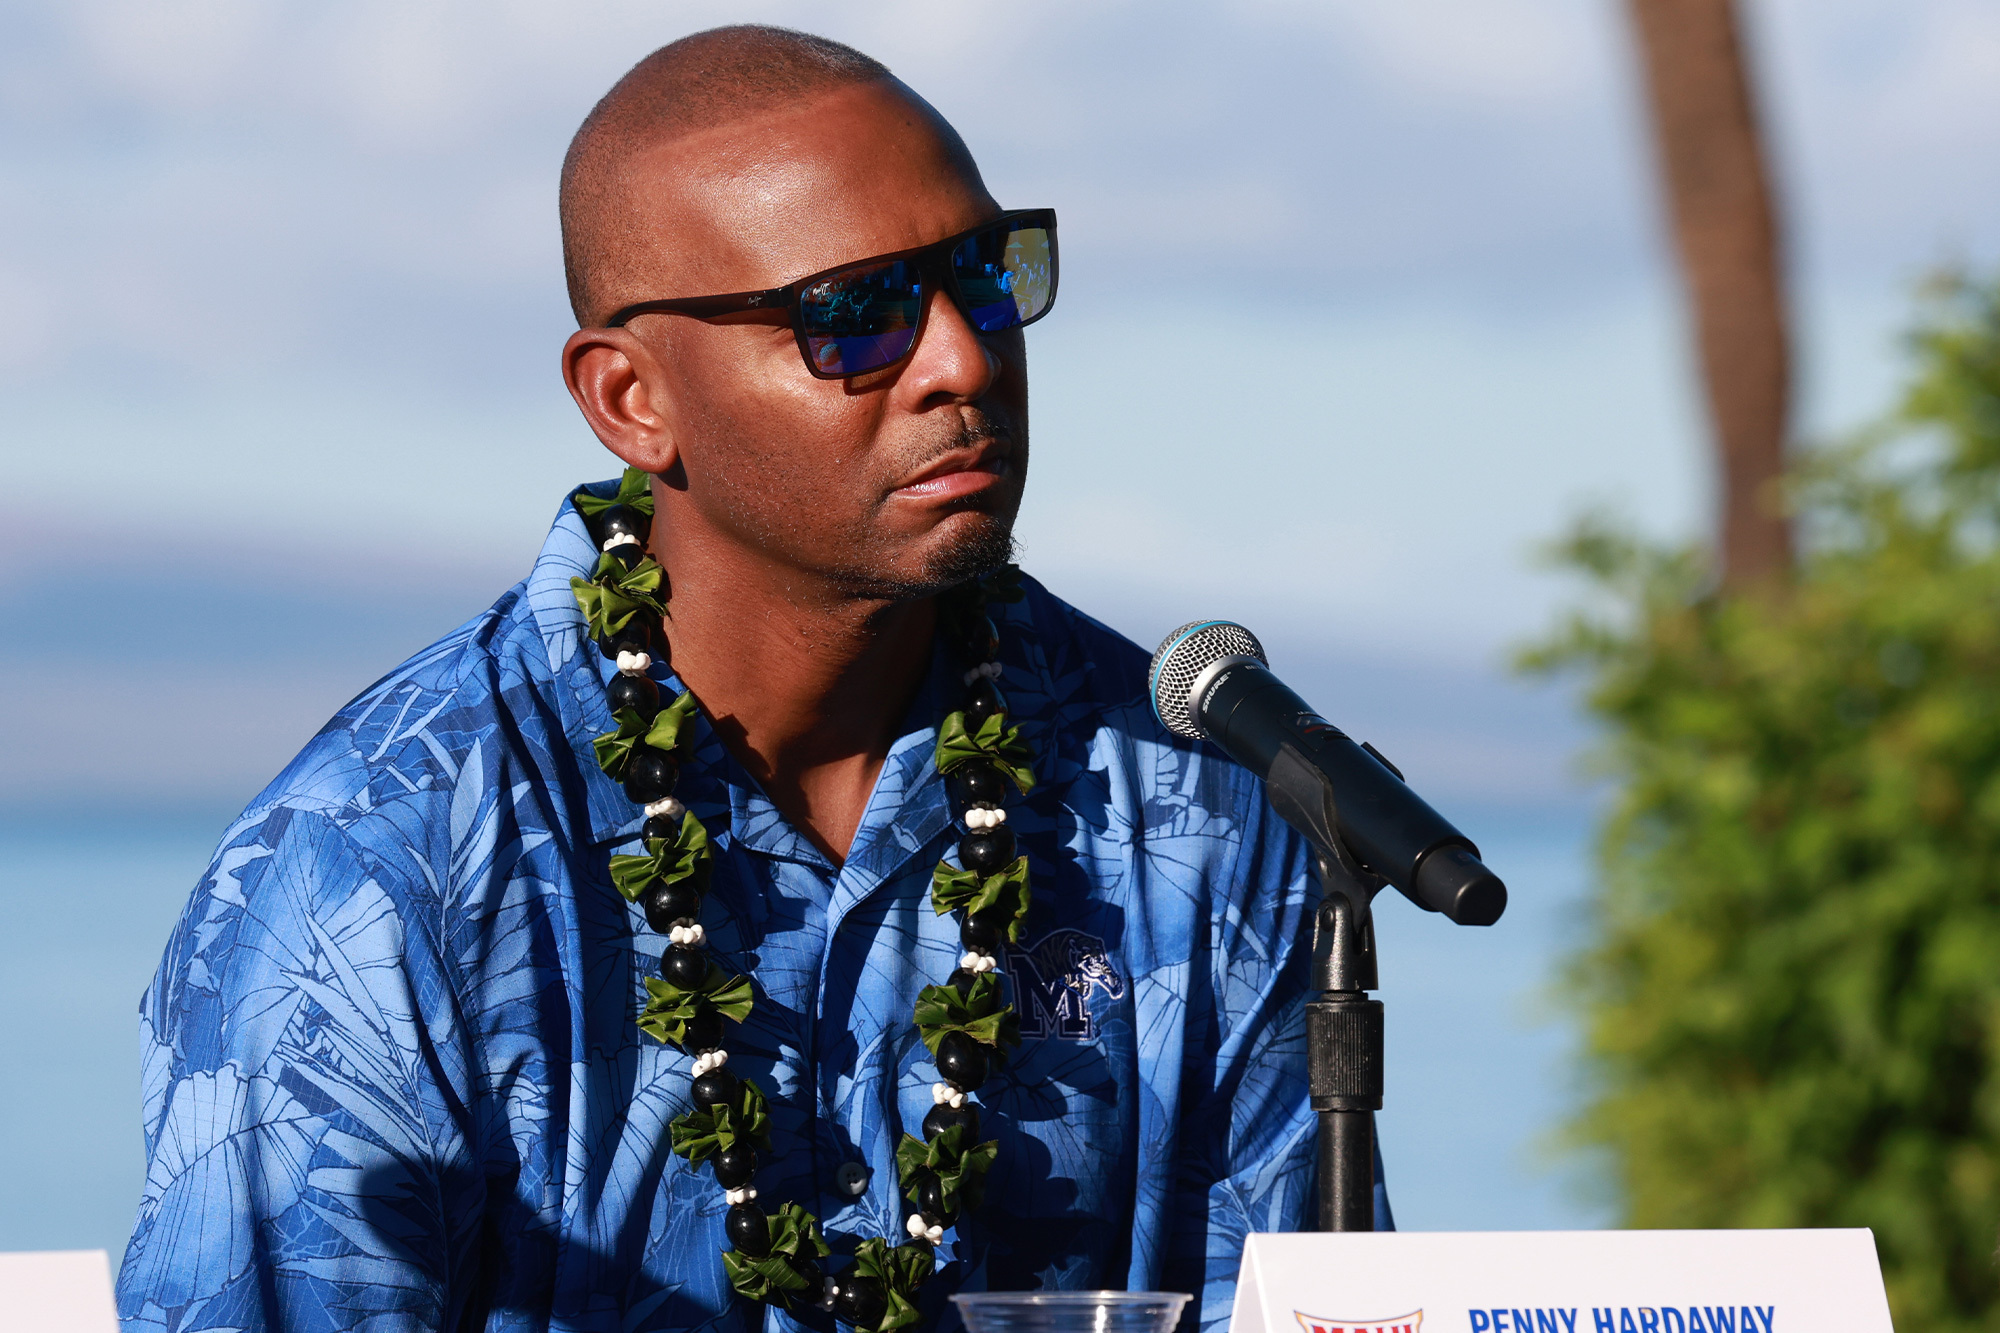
[
  {"left": 0, "top": 815, "right": 222, "bottom": 1261},
  {"left": 0, "top": 803, "right": 1604, "bottom": 1268},
  {"left": 1372, "top": 809, "right": 1609, "bottom": 1232}
]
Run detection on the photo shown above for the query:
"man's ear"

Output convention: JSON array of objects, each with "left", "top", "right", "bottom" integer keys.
[{"left": 561, "top": 327, "right": 680, "bottom": 475}]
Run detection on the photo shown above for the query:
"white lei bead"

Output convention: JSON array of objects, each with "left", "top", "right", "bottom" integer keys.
[
  {"left": 905, "top": 1214, "right": 946, "bottom": 1245},
  {"left": 616, "top": 649, "right": 652, "bottom": 676},
  {"left": 602, "top": 532, "right": 639, "bottom": 551},
  {"left": 725, "top": 1186, "right": 757, "bottom": 1205},
  {"left": 669, "top": 922, "right": 705, "bottom": 947},
  {"left": 931, "top": 1081, "right": 967, "bottom": 1109},
  {"left": 691, "top": 1049, "right": 729, "bottom": 1077},
  {"left": 964, "top": 806, "right": 1007, "bottom": 830},
  {"left": 960, "top": 951, "right": 998, "bottom": 974},
  {"left": 643, "top": 795, "right": 685, "bottom": 821}
]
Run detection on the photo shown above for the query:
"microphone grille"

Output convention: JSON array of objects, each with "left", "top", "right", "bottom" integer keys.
[{"left": 1149, "top": 620, "right": 1267, "bottom": 739}]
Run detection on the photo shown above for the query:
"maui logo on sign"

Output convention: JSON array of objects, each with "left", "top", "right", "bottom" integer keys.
[
  {"left": 1294, "top": 1311, "right": 1422, "bottom": 1333},
  {"left": 1006, "top": 928, "right": 1124, "bottom": 1040}
]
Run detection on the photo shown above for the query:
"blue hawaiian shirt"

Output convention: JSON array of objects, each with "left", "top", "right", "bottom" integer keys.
[{"left": 118, "top": 481, "right": 1384, "bottom": 1333}]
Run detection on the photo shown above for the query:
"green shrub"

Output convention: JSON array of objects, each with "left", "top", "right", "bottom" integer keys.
[{"left": 1526, "top": 273, "right": 2000, "bottom": 1331}]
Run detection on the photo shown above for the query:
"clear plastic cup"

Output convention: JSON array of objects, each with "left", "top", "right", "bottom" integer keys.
[{"left": 951, "top": 1291, "right": 1192, "bottom": 1333}]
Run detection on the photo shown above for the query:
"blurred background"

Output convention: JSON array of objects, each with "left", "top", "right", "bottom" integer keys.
[{"left": 2, "top": 0, "right": 1997, "bottom": 1295}]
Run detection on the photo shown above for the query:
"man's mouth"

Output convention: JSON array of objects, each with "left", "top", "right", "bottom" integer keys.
[{"left": 892, "top": 446, "right": 1013, "bottom": 501}]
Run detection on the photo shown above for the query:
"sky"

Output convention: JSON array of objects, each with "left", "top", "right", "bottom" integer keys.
[
  {"left": 0, "top": 0, "right": 1997, "bottom": 1258},
  {"left": 5, "top": 1, "right": 1997, "bottom": 640},
  {"left": 4, "top": 0, "right": 1998, "bottom": 815}
]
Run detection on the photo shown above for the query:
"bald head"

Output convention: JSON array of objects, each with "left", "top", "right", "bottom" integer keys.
[{"left": 560, "top": 26, "right": 903, "bottom": 326}]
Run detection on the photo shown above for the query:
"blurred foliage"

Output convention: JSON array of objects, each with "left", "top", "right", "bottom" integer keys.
[{"left": 1524, "top": 271, "right": 2000, "bottom": 1331}]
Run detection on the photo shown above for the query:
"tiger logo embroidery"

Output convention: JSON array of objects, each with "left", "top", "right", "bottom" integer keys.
[{"left": 1005, "top": 928, "right": 1126, "bottom": 1041}]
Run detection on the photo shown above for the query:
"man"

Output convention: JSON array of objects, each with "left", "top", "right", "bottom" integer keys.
[{"left": 118, "top": 25, "right": 1382, "bottom": 1333}]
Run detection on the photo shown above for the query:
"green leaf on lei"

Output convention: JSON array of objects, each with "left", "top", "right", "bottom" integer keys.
[
  {"left": 911, "top": 973, "right": 1020, "bottom": 1058},
  {"left": 894, "top": 1123, "right": 999, "bottom": 1214},
  {"left": 849, "top": 1236, "right": 936, "bottom": 1333},
  {"left": 638, "top": 959, "right": 752, "bottom": 1049},
  {"left": 644, "top": 688, "right": 700, "bottom": 751},
  {"left": 596, "top": 689, "right": 700, "bottom": 779},
  {"left": 569, "top": 554, "right": 665, "bottom": 641},
  {"left": 668, "top": 1069, "right": 771, "bottom": 1162},
  {"left": 721, "top": 1201, "right": 829, "bottom": 1306},
  {"left": 571, "top": 466, "right": 656, "bottom": 519},
  {"left": 608, "top": 809, "right": 712, "bottom": 901},
  {"left": 930, "top": 856, "right": 1032, "bottom": 942},
  {"left": 935, "top": 710, "right": 1034, "bottom": 792},
  {"left": 591, "top": 708, "right": 645, "bottom": 778},
  {"left": 591, "top": 707, "right": 647, "bottom": 779}
]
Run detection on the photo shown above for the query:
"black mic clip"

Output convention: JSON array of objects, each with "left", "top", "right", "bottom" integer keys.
[{"left": 1263, "top": 738, "right": 1386, "bottom": 984}]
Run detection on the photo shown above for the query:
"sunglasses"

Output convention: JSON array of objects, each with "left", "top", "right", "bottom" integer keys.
[{"left": 605, "top": 208, "right": 1058, "bottom": 379}]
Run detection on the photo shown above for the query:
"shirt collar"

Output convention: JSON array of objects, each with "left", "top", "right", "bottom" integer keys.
[{"left": 523, "top": 483, "right": 640, "bottom": 848}]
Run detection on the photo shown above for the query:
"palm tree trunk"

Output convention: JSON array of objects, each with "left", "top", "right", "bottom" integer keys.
[{"left": 1626, "top": 0, "right": 1793, "bottom": 585}]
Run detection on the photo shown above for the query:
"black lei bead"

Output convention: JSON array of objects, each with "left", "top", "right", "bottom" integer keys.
[
  {"left": 598, "top": 616, "right": 660, "bottom": 661},
  {"left": 963, "top": 678, "right": 1006, "bottom": 730},
  {"left": 605, "top": 672, "right": 660, "bottom": 719},
  {"left": 935, "top": 1030, "right": 988, "bottom": 1090},
  {"left": 921, "top": 1102, "right": 980, "bottom": 1142},
  {"left": 597, "top": 503, "right": 649, "bottom": 547},
  {"left": 659, "top": 946, "right": 707, "bottom": 989},
  {"left": 969, "top": 905, "right": 1014, "bottom": 945},
  {"left": 681, "top": 1009, "right": 724, "bottom": 1053},
  {"left": 946, "top": 967, "right": 980, "bottom": 994},
  {"left": 958, "top": 827, "right": 1015, "bottom": 875},
  {"left": 959, "top": 913, "right": 1003, "bottom": 953},
  {"left": 947, "top": 761, "right": 1007, "bottom": 810},
  {"left": 623, "top": 749, "right": 679, "bottom": 804},
  {"left": 641, "top": 880, "right": 702, "bottom": 933},
  {"left": 691, "top": 1068, "right": 739, "bottom": 1109},
  {"left": 713, "top": 1143, "right": 756, "bottom": 1188},
  {"left": 725, "top": 1201, "right": 770, "bottom": 1256},
  {"left": 834, "top": 1274, "right": 888, "bottom": 1329},
  {"left": 641, "top": 813, "right": 699, "bottom": 844},
  {"left": 915, "top": 1174, "right": 958, "bottom": 1226}
]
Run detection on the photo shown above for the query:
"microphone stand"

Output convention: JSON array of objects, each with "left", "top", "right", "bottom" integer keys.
[{"left": 1308, "top": 846, "right": 1386, "bottom": 1231}]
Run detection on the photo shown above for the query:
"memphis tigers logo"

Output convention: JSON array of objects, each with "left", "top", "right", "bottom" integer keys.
[{"left": 1004, "top": 928, "right": 1125, "bottom": 1040}]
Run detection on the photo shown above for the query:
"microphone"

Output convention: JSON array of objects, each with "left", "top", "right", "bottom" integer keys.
[{"left": 1149, "top": 620, "right": 1506, "bottom": 926}]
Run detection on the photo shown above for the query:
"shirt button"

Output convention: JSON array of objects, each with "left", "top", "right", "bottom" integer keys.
[{"left": 835, "top": 1161, "right": 871, "bottom": 1198}]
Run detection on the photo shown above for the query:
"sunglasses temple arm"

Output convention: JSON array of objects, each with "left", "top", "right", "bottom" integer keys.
[{"left": 605, "top": 288, "right": 790, "bottom": 327}]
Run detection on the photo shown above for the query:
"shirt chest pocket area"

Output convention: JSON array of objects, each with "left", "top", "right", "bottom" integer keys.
[{"left": 980, "top": 932, "right": 1133, "bottom": 1217}]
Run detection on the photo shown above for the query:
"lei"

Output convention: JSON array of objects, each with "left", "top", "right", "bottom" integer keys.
[{"left": 568, "top": 469, "right": 1034, "bottom": 1330}]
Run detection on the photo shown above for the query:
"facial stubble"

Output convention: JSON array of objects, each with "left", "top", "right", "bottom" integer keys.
[{"left": 689, "top": 404, "right": 1026, "bottom": 606}]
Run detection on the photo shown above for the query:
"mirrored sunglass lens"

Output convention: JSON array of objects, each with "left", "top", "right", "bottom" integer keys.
[
  {"left": 952, "top": 222, "right": 1054, "bottom": 333},
  {"left": 801, "top": 258, "right": 923, "bottom": 374}
]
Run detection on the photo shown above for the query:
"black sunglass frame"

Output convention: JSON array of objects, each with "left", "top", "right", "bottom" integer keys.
[{"left": 603, "top": 208, "right": 1058, "bottom": 380}]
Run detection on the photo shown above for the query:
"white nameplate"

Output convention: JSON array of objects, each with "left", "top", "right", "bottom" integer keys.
[{"left": 1231, "top": 1230, "right": 1892, "bottom": 1333}]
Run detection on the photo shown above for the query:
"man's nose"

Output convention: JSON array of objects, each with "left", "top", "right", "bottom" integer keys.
[{"left": 894, "top": 286, "right": 1002, "bottom": 408}]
